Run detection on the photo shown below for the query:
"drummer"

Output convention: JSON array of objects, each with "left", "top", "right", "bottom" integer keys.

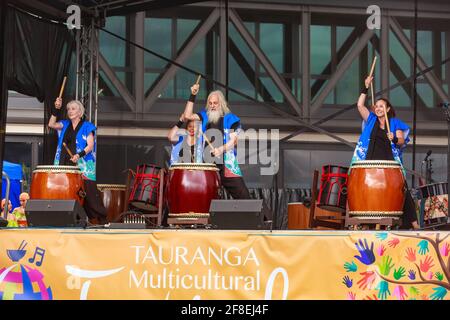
[
  {"left": 354, "top": 76, "right": 418, "bottom": 229},
  {"left": 182, "top": 84, "right": 251, "bottom": 200},
  {"left": 48, "top": 98, "right": 107, "bottom": 225},
  {"left": 167, "top": 114, "right": 196, "bottom": 164}
]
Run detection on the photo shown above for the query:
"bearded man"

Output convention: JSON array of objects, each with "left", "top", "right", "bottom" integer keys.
[{"left": 183, "top": 83, "right": 251, "bottom": 200}]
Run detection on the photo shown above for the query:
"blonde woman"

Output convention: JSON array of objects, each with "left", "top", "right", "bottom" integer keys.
[{"left": 48, "top": 98, "right": 107, "bottom": 225}]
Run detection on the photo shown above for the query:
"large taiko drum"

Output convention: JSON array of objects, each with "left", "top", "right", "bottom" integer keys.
[
  {"left": 97, "top": 184, "right": 126, "bottom": 222},
  {"left": 30, "top": 165, "right": 85, "bottom": 205},
  {"left": 166, "top": 163, "right": 220, "bottom": 216},
  {"left": 347, "top": 160, "right": 405, "bottom": 218}
]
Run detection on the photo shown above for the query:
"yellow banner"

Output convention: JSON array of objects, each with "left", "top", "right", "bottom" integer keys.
[{"left": 0, "top": 229, "right": 449, "bottom": 300}]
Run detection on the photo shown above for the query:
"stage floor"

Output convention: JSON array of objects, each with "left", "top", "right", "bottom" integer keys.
[{"left": 1, "top": 228, "right": 449, "bottom": 300}]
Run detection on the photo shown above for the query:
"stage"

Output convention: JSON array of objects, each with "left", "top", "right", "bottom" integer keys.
[{"left": 1, "top": 228, "right": 449, "bottom": 300}]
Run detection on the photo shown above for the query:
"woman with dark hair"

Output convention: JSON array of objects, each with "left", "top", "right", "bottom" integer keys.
[
  {"left": 352, "top": 76, "right": 419, "bottom": 229},
  {"left": 167, "top": 114, "right": 197, "bottom": 164}
]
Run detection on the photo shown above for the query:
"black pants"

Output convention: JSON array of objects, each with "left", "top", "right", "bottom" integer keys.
[
  {"left": 83, "top": 180, "right": 108, "bottom": 224},
  {"left": 220, "top": 171, "right": 251, "bottom": 200},
  {"left": 401, "top": 186, "right": 417, "bottom": 229}
]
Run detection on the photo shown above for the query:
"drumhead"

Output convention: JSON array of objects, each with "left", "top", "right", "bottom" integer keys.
[
  {"left": 33, "top": 165, "right": 82, "bottom": 173},
  {"left": 169, "top": 163, "right": 219, "bottom": 171},
  {"left": 350, "top": 160, "right": 401, "bottom": 169}
]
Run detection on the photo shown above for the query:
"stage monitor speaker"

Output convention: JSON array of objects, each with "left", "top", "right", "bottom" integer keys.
[
  {"left": 209, "top": 199, "right": 265, "bottom": 230},
  {"left": 25, "top": 200, "right": 87, "bottom": 228}
]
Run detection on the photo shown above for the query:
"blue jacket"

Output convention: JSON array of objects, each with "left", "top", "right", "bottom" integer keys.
[
  {"left": 54, "top": 120, "right": 97, "bottom": 181},
  {"left": 198, "top": 109, "right": 243, "bottom": 177}
]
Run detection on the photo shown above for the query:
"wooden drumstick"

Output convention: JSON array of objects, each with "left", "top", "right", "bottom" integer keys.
[
  {"left": 384, "top": 105, "right": 391, "bottom": 133},
  {"left": 195, "top": 74, "right": 201, "bottom": 85},
  {"left": 202, "top": 133, "right": 214, "bottom": 150},
  {"left": 59, "top": 76, "right": 67, "bottom": 99},
  {"left": 368, "top": 56, "right": 377, "bottom": 107},
  {"left": 368, "top": 56, "right": 377, "bottom": 78},
  {"left": 371, "top": 82, "right": 375, "bottom": 107},
  {"left": 62, "top": 142, "right": 74, "bottom": 158}
]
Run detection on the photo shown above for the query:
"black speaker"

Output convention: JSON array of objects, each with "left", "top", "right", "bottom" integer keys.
[
  {"left": 25, "top": 200, "right": 87, "bottom": 227},
  {"left": 209, "top": 200, "right": 266, "bottom": 230}
]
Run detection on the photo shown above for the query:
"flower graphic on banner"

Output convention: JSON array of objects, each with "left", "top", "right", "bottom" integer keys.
[
  {"left": 0, "top": 241, "right": 52, "bottom": 300},
  {"left": 342, "top": 233, "right": 450, "bottom": 300}
]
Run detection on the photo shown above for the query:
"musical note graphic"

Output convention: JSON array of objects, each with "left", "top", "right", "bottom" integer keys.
[{"left": 28, "top": 247, "right": 46, "bottom": 267}]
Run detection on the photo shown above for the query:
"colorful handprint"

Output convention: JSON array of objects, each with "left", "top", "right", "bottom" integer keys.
[{"left": 354, "top": 239, "right": 375, "bottom": 265}]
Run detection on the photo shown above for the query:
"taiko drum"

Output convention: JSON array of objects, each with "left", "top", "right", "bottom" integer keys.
[
  {"left": 30, "top": 165, "right": 85, "bottom": 205},
  {"left": 347, "top": 160, "right": 405, "bottom": 217},
  {"left": 166, "top": 163, "right": 220, "bottom": 215},
  {"left": 97, "top": 184, "right": 126, "bottom": 222}
]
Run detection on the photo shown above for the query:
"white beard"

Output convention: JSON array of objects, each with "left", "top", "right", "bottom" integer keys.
[{"left": 207, "top": 109, "right": 222, "bottom": 124}]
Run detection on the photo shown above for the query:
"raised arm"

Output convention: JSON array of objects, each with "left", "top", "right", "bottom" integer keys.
[
  {"left": 357, "top": 76, "right": 372, "bottom": 122},
  {"left": 48, "top": 97, "right": 64, "bottom": 130},
  {"left": 167, "top": 115, "right": 185, "bottom": 143},
  {"left": 183, "top": 84, "right": 201, "bottom": 121}
]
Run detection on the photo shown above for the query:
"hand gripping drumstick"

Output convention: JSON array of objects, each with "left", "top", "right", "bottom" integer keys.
[
  {"left": 59, "top": 76, "right": 67, "bottom": 99},
  {"left": 62, "top": 142, "right": 74, "bottom": 158},
  {"left": 63, "top": 142, "right": 87, "bottom": 165}
]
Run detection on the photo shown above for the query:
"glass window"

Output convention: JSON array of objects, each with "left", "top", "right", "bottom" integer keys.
[
  {"left": 99, "top": 71, "right": 120, "bottom": 97},
  {"left": 260, "top": 23, "right": 284, "bottom": 73},
  {"left": 336, "top": 26, "right": 354, "bottom": 50},
  {"left": 389, "top": 29, "right": 410, "bottom": 76},
  {"left": 311, "top": 25, "right": 331, "bottom": 75},
  {"left": 312, "top": 79, "right": 334, "bottom": 105},
  {"left": 418, "top": 30, "right": 432, "bottom": 66},
  {"left": 144, "top": 73, "right": 174, "bottom": 98},
  {"left": 260, "top": 77, "right": 283, "bottom": 103},
  {"left": 176, "top": 39, "right": 205, "bottom": 99},
  {"left": 145, "top": 18, "right": 172, "bottom": 69},
  {"left": 389, "top": 29, "right": 411, "bottom": 107},
  {"left": 417, "top": 83, "right": 434, "bottom": 108},
  {"left": 229, "top": 23, "right": 256, "bottom": 68},
  {"left": 389, "top": 72, "right": 410, "bottom": 107},
  {"left": 177, "top": 19, "right": 200, "bottom": 50},
  {"left": 228, "top": 55, "right": 256, "bottom": 102},
  {"left": 336, "top": 58, "right": 358, "bottom": 105},
  {"left": 99, "top": 16, "right": 127, "bottom": 67}
]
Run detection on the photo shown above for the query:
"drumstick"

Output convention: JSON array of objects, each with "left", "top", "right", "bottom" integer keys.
[
  {"left": 371, "top": 82, "right": 375, "bottom": 107},
  {"left": 384, "top": 105, "right": 391, "bottom": 133},
  {"left": 62, "top": 142, "right": 74, "bottom": 158},
  {"left": 195, "top": 74, "right": 201, "bottom": 85},
  {"left": 368, "top": 56, "right": 377, "bottom": 107},
  {"left": 192, "top": 122, "right": 197, "bottom": 163},
  {"left": 59, "top": 76, "right": 67, "bottom": 99},
  {"left": 368, "top": 56, "right": 377, "bottom": 78},
  {"left": 203, "top": 133, "right": 214, "bottom": 150}
]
